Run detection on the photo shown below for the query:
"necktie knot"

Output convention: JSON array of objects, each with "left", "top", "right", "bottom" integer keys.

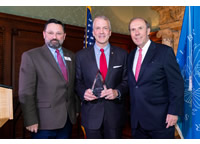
[
  {"left": 56, "top": 49, "right": 59, "bottom": 53},
  {"left": 100, "top": 48, "right": 104, "bottom": 53}
]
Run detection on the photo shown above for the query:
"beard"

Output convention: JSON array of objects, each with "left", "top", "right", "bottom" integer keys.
[{"left": 46, "top": 39, "right": 63, "bottom": 49}]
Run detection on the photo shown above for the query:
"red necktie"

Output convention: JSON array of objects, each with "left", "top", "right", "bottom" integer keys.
[
  {"left": 135, "top": 48, "right": 142, "bottom": 81},
  {"left": 56, "top": 49, "right": 68, "bottom": 82},
  {"left": 100, "top": 48, "right": 107, "bottom": 81}
]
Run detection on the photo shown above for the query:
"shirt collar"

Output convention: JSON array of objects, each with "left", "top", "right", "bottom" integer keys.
[
  {"left": 47, "top": 45, "right": 62, "bottom": 52},
  {"left": 94, "top": 43, "right": 110, "bottom": 53},
  {"left": 137, "top": 40, "right": 151, "bottom": 52}
]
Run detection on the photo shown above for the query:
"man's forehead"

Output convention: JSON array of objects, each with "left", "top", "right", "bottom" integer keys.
[
  {"left": 46, "top": 23, "right": 63, "bottom": 29},
  {"left": 130, "top": 19, "right": 146, "bottom": 27},
  {"left": 94, "top": 19, "right": 108, "bottom": 25},
  {"left": 94, "top": 18, "right": 106, "bottom": 22}
]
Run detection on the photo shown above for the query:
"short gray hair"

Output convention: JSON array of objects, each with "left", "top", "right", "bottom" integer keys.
[{"left": 93, "top": 15, "right": 111, "bottom": 30}]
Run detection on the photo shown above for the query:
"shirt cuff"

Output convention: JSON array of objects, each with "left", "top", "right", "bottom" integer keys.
[{"left": 116, "top": 89, "right": 121, "bottom": 100}]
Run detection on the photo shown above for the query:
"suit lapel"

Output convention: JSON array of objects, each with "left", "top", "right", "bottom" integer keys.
[
  {"left": 105, "top": 46, "right": 114, "bottom": 83},
  {"left": 63, "top": 48, "right": 72, "bottom": 85},
  {"left": 131, "top": 49, "right": 137, "bottom": 83},
  {"left": 41, "top": 45, "right": 67, "bottom": 83},
  {"left": 137, "top": 41, "right": 157, "bottom": 81},
  {"left": 88, "top": 46, "right": 99, "bottom": 77}
]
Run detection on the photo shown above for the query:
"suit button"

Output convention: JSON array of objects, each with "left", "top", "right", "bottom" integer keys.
[{"left": 135, "top": 86, "right": 138, "bottom": 88}]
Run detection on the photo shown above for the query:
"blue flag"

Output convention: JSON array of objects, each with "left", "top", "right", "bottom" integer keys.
[
  {"left": 83, "top": 6, "right": 95, "bottom": 48},
  {"left": 176, "top": 6, "right": 200, "bottom": 139}
]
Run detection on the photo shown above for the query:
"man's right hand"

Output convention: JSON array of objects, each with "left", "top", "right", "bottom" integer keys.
[
  {"left": 84, "top": 89, "right": 97, "bottom": 101},
  {"left": 26, "top": 124, "right": 38, "bottom": 133}
]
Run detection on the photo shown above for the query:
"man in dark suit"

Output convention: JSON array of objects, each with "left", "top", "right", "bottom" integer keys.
[
  {"left": 76, "top": 16, "right": 128, "bottom": 139},
  {"left": 19, "top": 19, "right": 80, "bottom": 139},
  {"left": 128, "top": 17, "right": 184, "bottom": 139}
]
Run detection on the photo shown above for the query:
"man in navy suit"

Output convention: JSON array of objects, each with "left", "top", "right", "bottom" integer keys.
[
  {"left": 128, "top": 17, "right": 184, "bottom": 139},
  {"left": 76, "top": 16, "right": 128, "bottom": 138}
]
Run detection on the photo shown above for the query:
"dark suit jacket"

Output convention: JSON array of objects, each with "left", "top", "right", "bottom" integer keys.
[
  {"left": 19, "top": 45, "right": 80, "bottom": 130},
  {"left": 128, "top": 41, "right": 184, "bottom": 131},
  {"left": 75, "top": 45, "right": 128, "bottom": 129}
]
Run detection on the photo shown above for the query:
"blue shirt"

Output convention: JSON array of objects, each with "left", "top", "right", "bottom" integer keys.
[
  {"left": 94, "top": 43, "right": 121, "bottom": 98},
  {"left": 94, "top": 43, "right": 110, "bottom": 69},
  {"left": 48, "top": 46, "right": 67, "bottom": 68}
]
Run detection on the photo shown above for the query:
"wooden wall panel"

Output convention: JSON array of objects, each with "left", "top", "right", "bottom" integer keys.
[
  {"left": 12, "top": 30, "right": 44, "bottom": 98},
  {"left": 64, "top": 36, "right": 84, "bottom": 53},
  {"left": 110, "top": 33, "right": 136, "bottom": 52},
  {"left": 0, "top": 30, "right": 4, "bottom": 84},
  {"left": 64, "top": 25, "right": 85, "bottom": 53}
]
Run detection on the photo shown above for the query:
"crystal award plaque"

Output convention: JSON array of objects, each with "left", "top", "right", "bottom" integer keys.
[{"left": 91, "top": 71, "right": 105, "bottom": 98}]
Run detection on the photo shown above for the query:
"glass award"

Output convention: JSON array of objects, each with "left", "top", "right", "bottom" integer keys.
[{"left": 91, "top": 71, "right": 105, "bottom": 98}]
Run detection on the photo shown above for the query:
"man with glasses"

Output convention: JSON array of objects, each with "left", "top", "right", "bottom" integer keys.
[{"left": 19, "top": 19, "right": 80, "bottom": 139}]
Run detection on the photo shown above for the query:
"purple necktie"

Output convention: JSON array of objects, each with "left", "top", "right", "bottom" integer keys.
[{"left": 56, "top": 49, "right": 68, "bottom": 82}]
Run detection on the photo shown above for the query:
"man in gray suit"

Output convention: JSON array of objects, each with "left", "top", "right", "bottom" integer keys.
[{"left": 19, "top": 19, "right": 80, "bottom": 139}]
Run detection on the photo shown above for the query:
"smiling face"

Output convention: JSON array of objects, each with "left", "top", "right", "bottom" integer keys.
[
  {"left": 43, "top": 23, "right": 66, "bottom": 49},
  {"left": 92, "top": 17, "right": 111, "bottom": 48},
  {"left": 129, "top": 18, "right": 150, "bottom": 48}
]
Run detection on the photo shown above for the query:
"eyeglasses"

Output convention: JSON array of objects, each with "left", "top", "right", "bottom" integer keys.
[{"left": 46, "top": 31, "right": 64, "bottom": 36}]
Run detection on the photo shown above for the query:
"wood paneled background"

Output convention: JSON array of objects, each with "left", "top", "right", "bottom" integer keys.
[{"left": 0, "top": 12, "right": 160, "bottom": 138}]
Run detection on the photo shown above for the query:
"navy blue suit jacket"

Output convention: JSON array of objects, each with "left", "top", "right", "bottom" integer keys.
[
  {"left": 75, "top": 45, "right": 128, "bottom": 129},
  {"left": 128, "top": 41, "right": 184, "bottom": 130}
]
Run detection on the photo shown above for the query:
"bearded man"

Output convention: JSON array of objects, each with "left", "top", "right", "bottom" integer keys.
[{"left": 19, "top": 19, "right": 80, "bottom": 139}]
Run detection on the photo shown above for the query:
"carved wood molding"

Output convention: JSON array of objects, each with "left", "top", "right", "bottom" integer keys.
[
  {"left": 157, "top": 28, "right": 173, "bottom": 47},
  {"left": 151, "top": 6, "right": 185, "bottom": 54},
  {"left": 152, "top": 6, "right": 185, "bottom": 28},
  {"left": 159, "top": 21, "right": 183, "bottom": 31}
]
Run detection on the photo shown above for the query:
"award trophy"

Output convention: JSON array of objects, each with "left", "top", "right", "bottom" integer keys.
[{"left": 91, "top": 71, "right": 105, "bottom": 98}]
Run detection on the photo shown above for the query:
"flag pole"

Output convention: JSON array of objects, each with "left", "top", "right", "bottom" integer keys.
[
  {"left": 175, "top": 124, "right": 184, "bottom": 139},
  {"left": 188, "top": 6, "right": 193, "bottom": 92}
]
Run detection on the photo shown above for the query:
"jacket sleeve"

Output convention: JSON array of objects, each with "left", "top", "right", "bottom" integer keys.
[
  {"left": 18, "top": 52, "right": 39, "bottom": 127},
  {"left": 74, "top": 93, "right": 81, "bottom": 113},
  {"left": 164, "top": 47, "right": 184, "bottom": 116},
  {"left": 75, "top": 52, "right": 87, "bottom": 101},
  {"left": 115, "top": 51, "right": 129, "bottom": 99}
]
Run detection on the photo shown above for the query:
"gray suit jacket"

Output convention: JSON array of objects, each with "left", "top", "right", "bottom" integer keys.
[{"left": 19, "top": 45, "right": 80, "bottom": 130}]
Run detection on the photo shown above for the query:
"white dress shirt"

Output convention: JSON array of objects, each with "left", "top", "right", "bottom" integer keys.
[{"left": 133, "top": 40, "right": 151, "bottom": 75}]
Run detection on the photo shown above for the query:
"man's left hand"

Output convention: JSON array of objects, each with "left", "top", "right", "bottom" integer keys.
[
  {"left": 166, "top": 114, "right": 178, "bottom": 128},
  {"left": 100, "top": 86, "right": 118, "bottom": 100}
]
